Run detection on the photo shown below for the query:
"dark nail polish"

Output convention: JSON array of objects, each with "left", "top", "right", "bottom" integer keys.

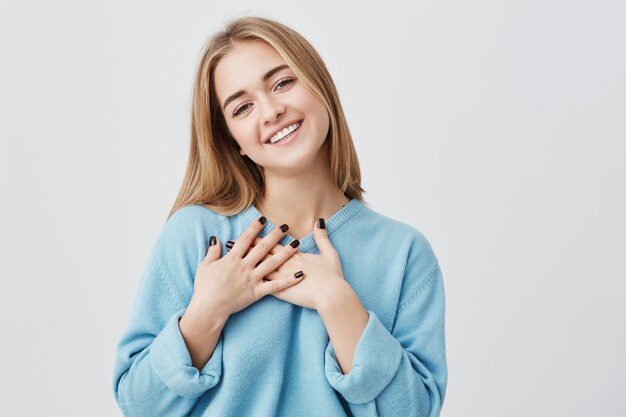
[
  {"left": 290, "top": 239, "right": 300, "bottom": 248},
  {"left": 209, "top": 236, "right": 216, "bottom": 246},
  {"left": 258, "top": 216, "right": 266, "bottom": 225},
  {"left": 226, "top": 240, "right": 234, "bottom": 249},
  {"left": 280, "top": 224, "right": 289, "bottom": 233},
  {"left": 294, "top": 270, "right": 304, "bottom": 279},
  {"left": 317, "top": 218, "right": 325, "bottom": 229}
]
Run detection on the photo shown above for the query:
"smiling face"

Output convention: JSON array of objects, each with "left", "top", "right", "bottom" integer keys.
[{"left": 213, "top": 40, "right": 331, "bottom": 175}]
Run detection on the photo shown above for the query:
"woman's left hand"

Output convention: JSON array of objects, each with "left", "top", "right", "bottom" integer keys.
[{"left": 243, "top": 220, "right": 347, "bottom": 310}]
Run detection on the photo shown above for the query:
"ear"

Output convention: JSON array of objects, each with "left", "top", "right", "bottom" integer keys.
[{"left": 239, "top": 148, "right": 246, "bottom": 156}]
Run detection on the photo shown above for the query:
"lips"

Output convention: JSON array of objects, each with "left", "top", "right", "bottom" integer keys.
[
  {"left": 265, "top": 120, "right": 304, "bottom": 147},
  {"left": 264, "top": 119, "right": 304, "bottom": 144}
]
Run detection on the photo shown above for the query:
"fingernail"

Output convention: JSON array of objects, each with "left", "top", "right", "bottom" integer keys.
[
  {"left": 209, "top": 236, "right": 217, "bottom": 246},
  {"left": 226, "top": 240, "right": 234, "bottom": 249},
  {"left": 294, "top": 270, "right": 304, "bottom": 279},
  {"left": 258, "top": 216, "right": 266, "bottom": 225},
  {"left": 280, "top": 224, "right": 289, "bottom": 233},
  {"left": 290, "top": 239, "right": 300, "bottom": 248},
  {"left": 317, "top": 218, "right": 325, "bottom": 229}
]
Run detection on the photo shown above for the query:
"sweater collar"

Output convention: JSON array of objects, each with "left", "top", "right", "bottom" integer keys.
[{"left": 241, "top": 198, "right": 365, "bottom": 253}]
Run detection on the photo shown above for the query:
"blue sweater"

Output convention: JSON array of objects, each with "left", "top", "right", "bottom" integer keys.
[{"left": 113, "top": 198, "right": 447, "bottom": 416}]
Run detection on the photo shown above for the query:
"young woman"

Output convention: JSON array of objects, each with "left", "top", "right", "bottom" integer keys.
[{"left": 113, "top": 15, "right": 447, "bottom": 417}]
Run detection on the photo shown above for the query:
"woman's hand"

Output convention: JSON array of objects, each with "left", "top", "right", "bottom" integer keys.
[
  {"left": 229, "top": 219, "right": 347, "bottom": 311},
  {"left": 185, "top": 216, "right": 304, "bottom": 324}
]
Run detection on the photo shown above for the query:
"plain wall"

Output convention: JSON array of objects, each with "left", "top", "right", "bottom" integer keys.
[{"left": 1, "top": 0, "right": 624, "bottom": 416}]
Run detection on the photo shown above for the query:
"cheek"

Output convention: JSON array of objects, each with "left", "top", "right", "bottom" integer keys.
[
  {"left": 228, "top": 122, "right": 257, "bottom": 147},
  {"left": 311, "top": 101, "right": 330, "bottom": 132},
  {"left": 301, "top": 94, "right": 328, "bottom": 124}
]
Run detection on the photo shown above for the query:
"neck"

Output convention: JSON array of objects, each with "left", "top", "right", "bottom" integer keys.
[{"left": 256, "top": 152, "right": 350, "bottom": 240}]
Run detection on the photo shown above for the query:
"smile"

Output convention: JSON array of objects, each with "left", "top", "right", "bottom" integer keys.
[{"left": 265, "top": 119, "right": 304, "bottom": 146}]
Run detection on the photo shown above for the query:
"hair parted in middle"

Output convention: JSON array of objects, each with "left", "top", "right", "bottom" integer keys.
[{"left": 167, "top": 15, "right": 366, "bottom": 221}]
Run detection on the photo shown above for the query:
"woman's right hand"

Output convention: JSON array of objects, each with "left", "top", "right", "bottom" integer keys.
[{"left": 185, "top": 216, "right": 303, "bottom": 323}]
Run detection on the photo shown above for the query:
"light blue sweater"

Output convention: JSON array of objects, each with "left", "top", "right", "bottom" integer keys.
[{"left": 113, "top": 198, "right": 447, "bottom": 416}]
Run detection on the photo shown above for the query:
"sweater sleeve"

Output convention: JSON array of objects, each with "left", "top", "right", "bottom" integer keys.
[
  {"left": 324, "top": 261, "right": 447, "bottom": 417},
  {"left": 112, "top": 209, "right": 224, "bottom": 416}
]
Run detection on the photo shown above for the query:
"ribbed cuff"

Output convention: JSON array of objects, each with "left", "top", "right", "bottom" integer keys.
[
  {"left": 324, "top": 310, "right": 404, "bottom": 404},
  {"left": 149, "top": 308, "right": 223, "bottom": 398}
]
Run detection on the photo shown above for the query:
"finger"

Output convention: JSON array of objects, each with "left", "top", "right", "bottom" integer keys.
[
  {"left": 251, "top": 236, "right": 285, "bottom": 254},
  {"left": 313, "top": 217, "right": 335, "bottom": 256},
  {"left": 248, "top": 237, "right": 285, "bottom": 261},
  {"left": 263, "top": 270, "right": 280, "bottom": 281},
  {"left": 254, "top": 251, "right": 276, "bottom": 268},
  {"left": 229, "top": 216, "right": 267, "bottom": 258},
  {"left": 264, "top": 268, "right": 302, "bottom": 280},
  {"left": 204, "top": 235, "right": 221, "bottom": 262},
  {"left": 228, "top": 236, "right": 286, "bottom": 258},
  {"left": 256, "top": 271, "right": 305, "bottom": 298},
  {"left": 244, "top": 223, "right": 290, "bottom": 266},
  {"left": 252, "top": 238, "right": 300, "bottom": 279}
]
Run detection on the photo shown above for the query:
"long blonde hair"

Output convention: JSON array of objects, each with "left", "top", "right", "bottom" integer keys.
[{"left": 167, "top": 15, "right": 366, "bottom": 221}]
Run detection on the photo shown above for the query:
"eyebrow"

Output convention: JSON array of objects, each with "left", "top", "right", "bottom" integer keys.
[{"left": 221, "top": 64, "right": 291, "bottom": 112}]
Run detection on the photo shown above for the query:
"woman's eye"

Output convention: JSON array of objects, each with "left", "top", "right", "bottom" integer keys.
[
  {"left": 233, "top": 103, "right": 251, "bottom": 116},
  {"left": 275, "top": 78, "right": 295, "bottom": 90},
  {"left": 233, "top": 78, "right": 295, "bottom": 117}
]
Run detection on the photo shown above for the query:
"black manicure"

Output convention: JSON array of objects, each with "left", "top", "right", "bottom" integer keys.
[
  {"left": 280, "top": 224, "right": 289, "bottom": 233},
  {"left": 294, "top": 271, "right": 304, "bottom": 279},
  {"left": 290, "top": 239, "right": 300, "bottom": 248},
  {"left": 209, "top": 236, "right": 217, "bottom": 246},
  {"left": 258, "top": 216, "right": 266, "bottom": 225},
  {"left": 226, "top": 240, "right": 234, "bottom": 249},
  {"left": 317, "top": 218, "right": 325, "bottom": 229}
]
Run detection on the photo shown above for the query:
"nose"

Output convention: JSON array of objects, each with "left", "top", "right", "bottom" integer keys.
[{"left": 259, "top": 95, "right": 285, "bottom": 124}]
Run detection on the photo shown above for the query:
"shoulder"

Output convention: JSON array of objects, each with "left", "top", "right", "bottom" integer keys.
[
  {"left": 152, "top": 204, "right": 229, "bottom": 260},
  {"left": 162, "top": 204, "right": 228, "bottom": 236},
  {"left": 377, "top": 217, "right": 442, "bottom": 310},
  {"left": 147, "top": 204, "right": 234, "bottom": 299},
  {"left": 360, "top": 204, "right": 437, "bottom": 259},
  {"left": 166, "top": 204, "right": 228, "bottom": 229},
  {"left": 360, "top": 204, "right": 440, "bottom": 286}
]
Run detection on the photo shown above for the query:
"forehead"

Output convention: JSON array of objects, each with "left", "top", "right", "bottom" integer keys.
[{"left": 214, "top": 40, "right": 288, "bottom": 102}]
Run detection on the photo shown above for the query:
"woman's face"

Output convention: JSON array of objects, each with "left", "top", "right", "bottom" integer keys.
[{"left": 213, "top": 40, "right": 330, "bottom": 175}]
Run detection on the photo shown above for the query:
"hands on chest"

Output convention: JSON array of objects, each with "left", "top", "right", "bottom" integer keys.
[
  {"left": 188, "top": 215, "right": 349, "bottom": 324},
  {"left": 236, "top": 218, "right": 349, "bottom": 311}
]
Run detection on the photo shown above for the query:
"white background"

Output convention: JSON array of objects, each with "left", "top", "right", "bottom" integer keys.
[{"left": 1, "top": 1, "right": 624, "bottom": 416}]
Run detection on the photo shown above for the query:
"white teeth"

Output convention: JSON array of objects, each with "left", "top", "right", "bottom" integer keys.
[{"left": 268, "top": 122, "right": 300, "bottom": 144}]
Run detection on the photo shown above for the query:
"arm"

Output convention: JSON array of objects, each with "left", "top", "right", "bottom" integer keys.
[
  {"left": 179, "top": 301, "right": 228, "bottom": 370},
  {"left": 112, "top": 251, "right": 224, "bottom": 417},
  {"left": 322, "top": 263, "right": 448, "bottom": 417},
  {"left": 317, "top": 281, "right": 369, "bottom": 375}
]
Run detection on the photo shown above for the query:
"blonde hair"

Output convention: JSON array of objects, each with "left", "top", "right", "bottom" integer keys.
[{"left": 167, "top": 15, "right": 366, "bottom": 221}]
